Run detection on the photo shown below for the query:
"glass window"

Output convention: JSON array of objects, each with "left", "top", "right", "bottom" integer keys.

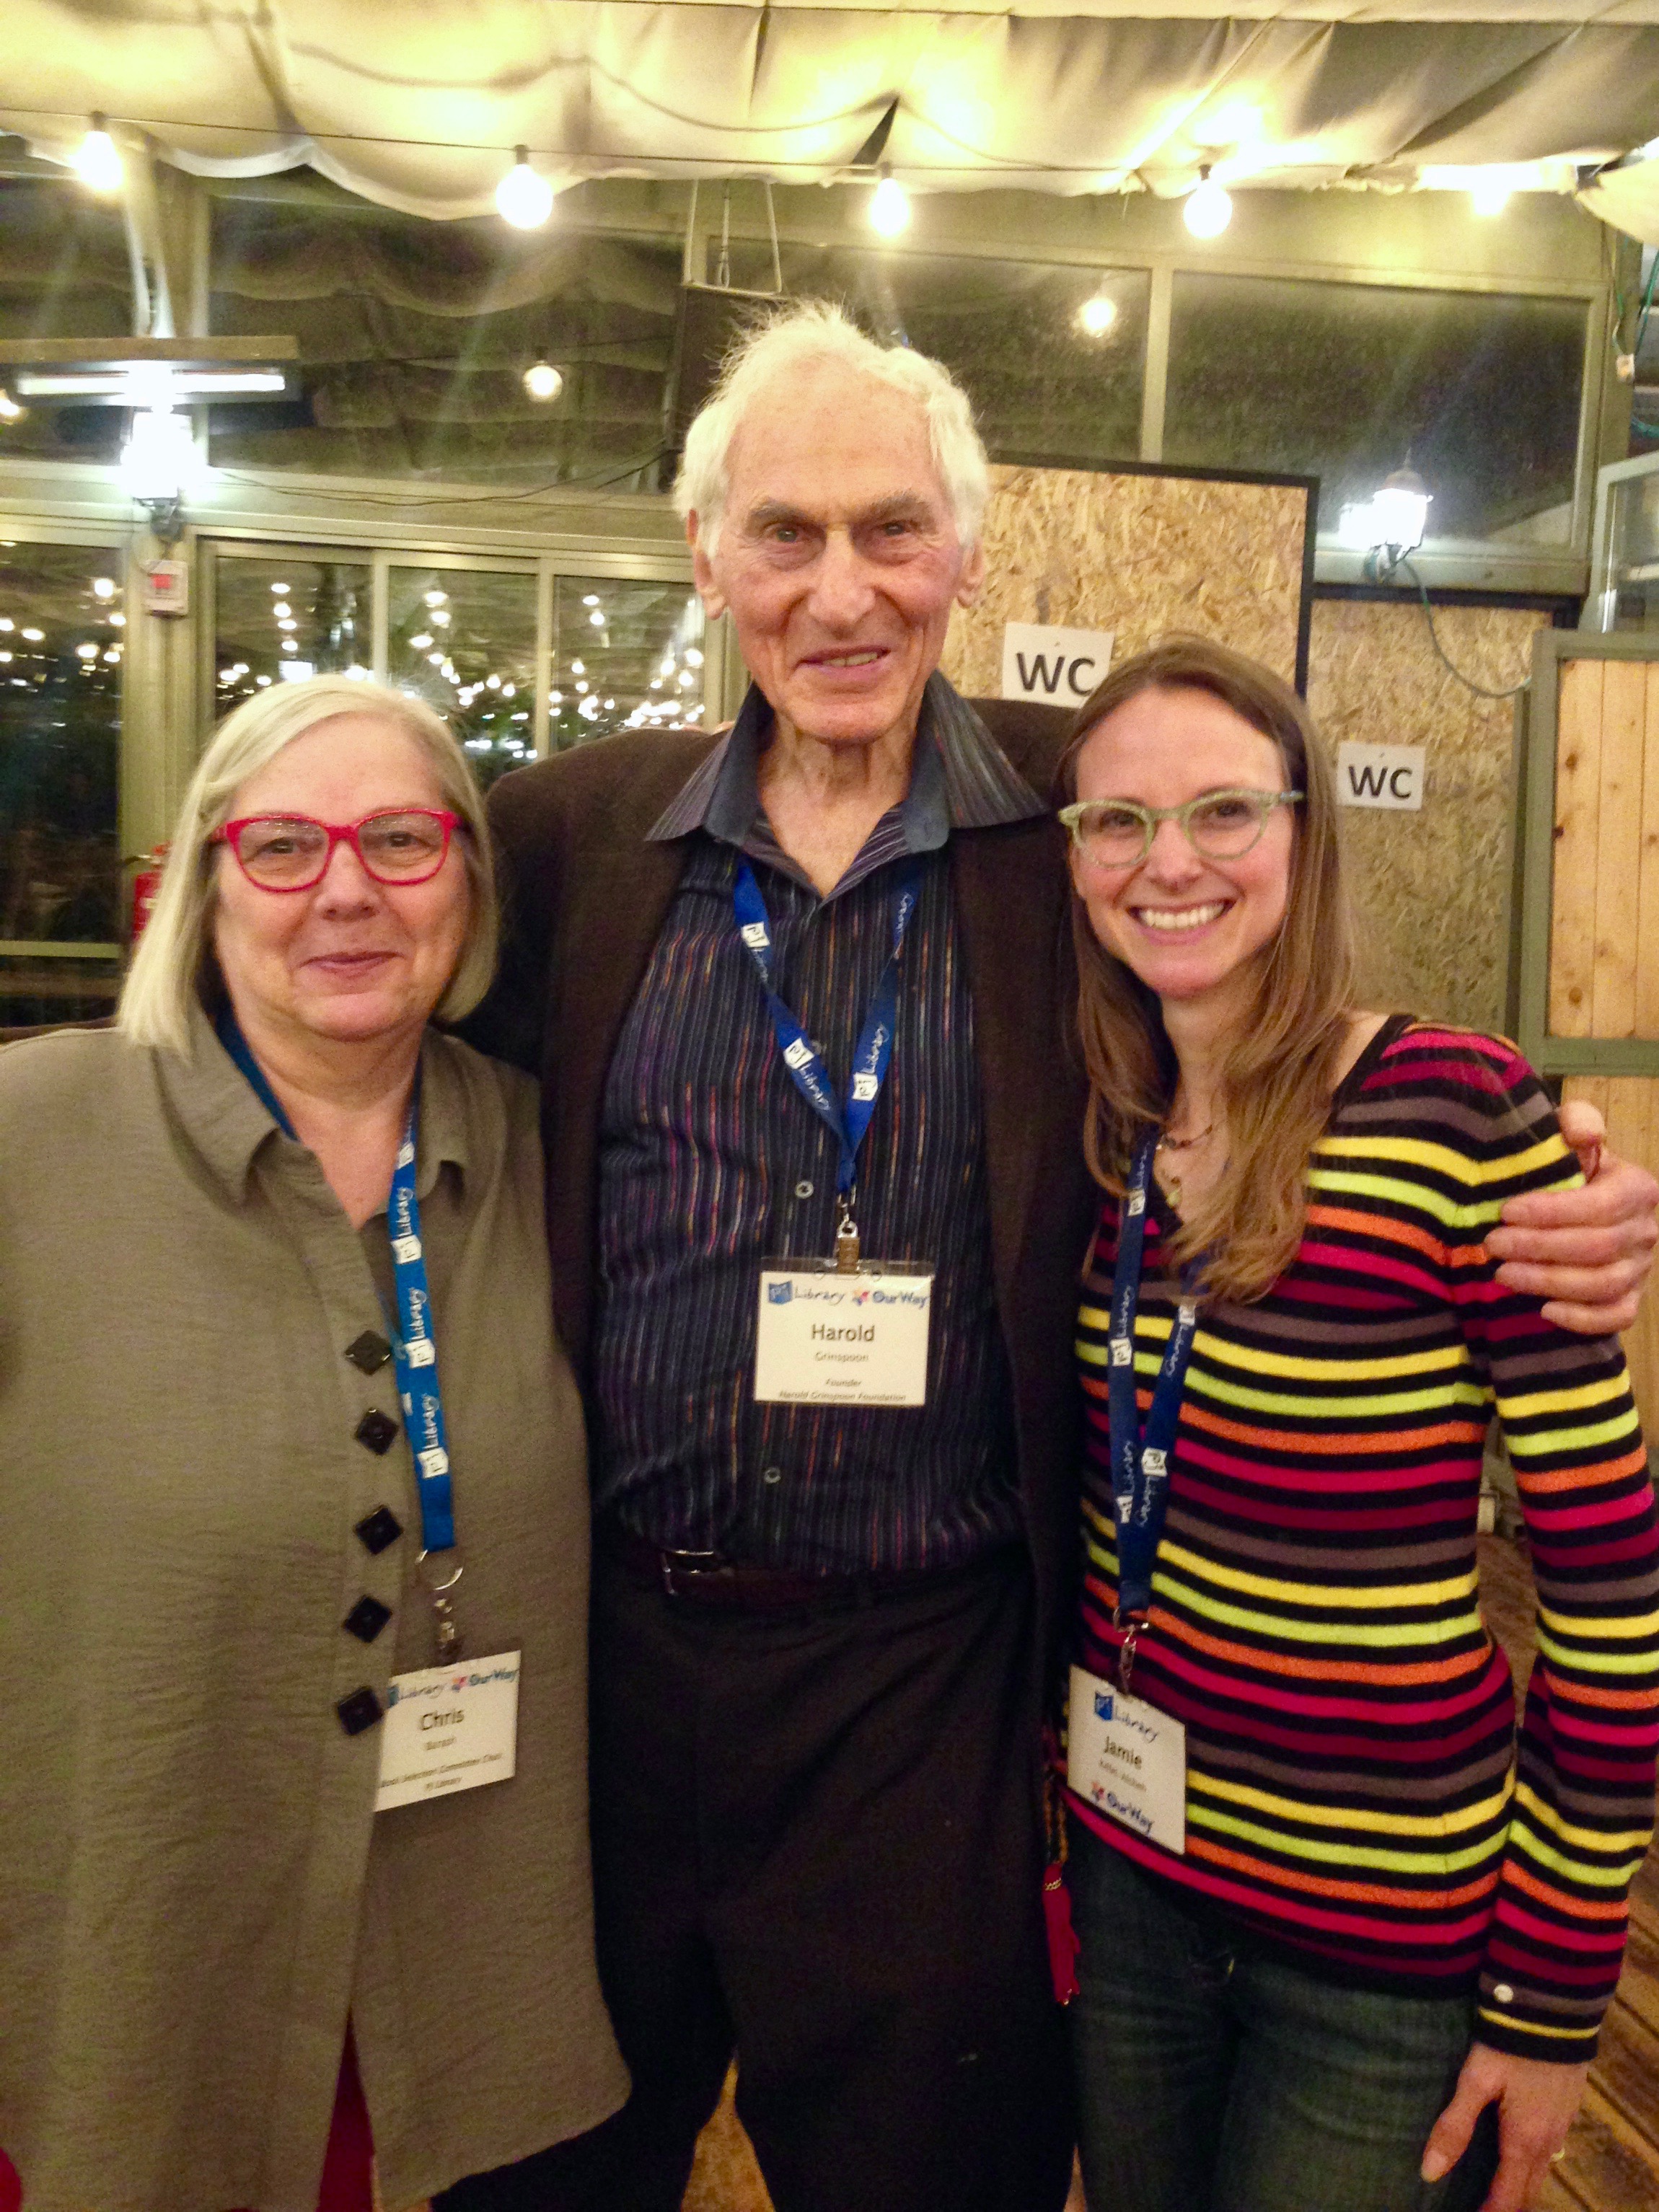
[
  {"left": 213, "top": 554, "right": 372, "bottom": 713},
  {"left": 709, "top": 244, "right": 1150, "bottom": 465},
  {"left": 387, "top": 566, "right": 537, "bottom": 787},
  {"left": 0, "top": 169, "right": 129, "bottom": 465},
  {"left": 553, "top": 577, "right": 704, "bottom": 749},
  {"left": 208, "top": 175, "right": 680, "bottom": 489},
  {"left": 1164, "top": 274, "right": 1587, "bottom": 545},
  {"left": 0, "top": 537, "right": 124, "bottom": 1023}
]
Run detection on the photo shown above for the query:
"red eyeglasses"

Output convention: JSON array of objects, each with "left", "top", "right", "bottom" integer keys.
[{"left": 216, "top": 809, "right": 462, "bottom": 891}]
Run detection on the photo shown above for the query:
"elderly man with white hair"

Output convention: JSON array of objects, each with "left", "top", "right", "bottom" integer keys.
[{"left": 441, "top": 301, "right": 1655, "bottom": 2212}]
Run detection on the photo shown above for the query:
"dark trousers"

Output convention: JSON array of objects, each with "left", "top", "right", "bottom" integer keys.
[{"left": 439, "top": 1538, "right": 1073, "bottom": 2212}]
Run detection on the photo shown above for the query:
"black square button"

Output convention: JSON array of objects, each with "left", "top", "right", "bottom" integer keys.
[
  {"left": 343, "top": 1595, "right": 392, "bottom": 1644},
  {"left": 337, "top": 1686, "right": 383, "bottom": 1736},
  {"left": 354, "top": 1505, "right": 403, "bottom": 1556},
  {"left": 345, "top": 1330, "right": 392, "bottom": 1375},
  {"left": 355, "top": 1409, "right": 399, "bottom": 1455}
]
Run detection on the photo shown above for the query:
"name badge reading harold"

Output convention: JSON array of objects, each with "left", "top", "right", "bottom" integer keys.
[
  {"left": 754, "top": 1262, "right": 933, "bottom": 1406},
  {"left": 1067, "top": 1662, "right": 1187, "bottom": 1855},
  {"left": 375, "top": 1649, "right": 521, "bottom": 1813}
]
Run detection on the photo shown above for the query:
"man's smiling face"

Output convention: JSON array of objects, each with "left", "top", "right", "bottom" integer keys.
[{"left": 690, "top": 361, "right": 985, "bottom": 754}]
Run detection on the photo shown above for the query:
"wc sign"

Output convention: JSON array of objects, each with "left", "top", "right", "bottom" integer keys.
[
  {"left": 1337, "top": 742, "right": 1425, "bottom": 811},
  {"left": 1000, "top": 623, "right": 1116, "bottom": 705}
]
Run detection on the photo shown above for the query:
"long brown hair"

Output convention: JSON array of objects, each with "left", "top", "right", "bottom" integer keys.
[{"left": 1055, "top": 635, "right": 1358, "bottom": 1303}]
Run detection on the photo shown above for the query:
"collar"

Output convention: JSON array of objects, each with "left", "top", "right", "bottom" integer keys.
[
  {"left": 161, "top": 997, "right": 472, "bottom": 1207},
  {"left": 646, "top": 671, "right": 1046, "bottom": 851}
]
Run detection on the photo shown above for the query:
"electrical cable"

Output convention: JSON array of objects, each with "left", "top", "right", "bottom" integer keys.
[{"left": 1396, "top": 556, "right": 1531, "bottom": 701}]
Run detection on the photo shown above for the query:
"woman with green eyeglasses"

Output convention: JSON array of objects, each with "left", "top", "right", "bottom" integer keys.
[{"left": 1051, "top": 636, "right": 1659, "bottom": 2212}]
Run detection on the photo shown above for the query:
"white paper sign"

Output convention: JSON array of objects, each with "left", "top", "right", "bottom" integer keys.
[
  {"left": 376, "top": 1649, "right": 521, "bottom": 1812},
  {"left": 754, "top": 1269, "right": 933, "bottom": 1406},
  {"left": 1067, "top": 1664, "right": 1187, "bottom": 1855},
  {"left": 1000, "top": 623, "right": 1116, "bottom": 706},
  {"left": 1337, "top": 741, "right": 1425, "bottom": 811}
]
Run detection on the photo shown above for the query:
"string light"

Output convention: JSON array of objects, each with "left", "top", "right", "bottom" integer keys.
[
  {"left": 1184, "top": 165, "right": 1233, "bottom": 239},
  {"left": 74, "top": 115, "right": 123, "bottom": 195},
  {"left": 869, "top": 167, "right": 911, "bottom": 237},
  {"left": 496, "top": 146, "right": 553, "bottom": 229},
  {"left": 1077, "top": 288, "right": 1119, "bottom": 338}
]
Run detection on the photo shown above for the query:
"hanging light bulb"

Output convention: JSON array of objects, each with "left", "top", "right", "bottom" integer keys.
[
  {"left": 1076, "top": 287, "right": 1119, "bottom": 338},
  {"left": 869, "top": 167, "right": 911, "bottom": 237},
  {"left": 523, "top": 358, "right": 564, "bottom": 402},
  {"left": 1184, "top": 165, "right": 1233, "bottom": 239},
  {"left": 496, "top": 146, "right": 554, "bottom": 230},
  {"left": 74, "top": 115, "right": 123, "bottom": 195}
]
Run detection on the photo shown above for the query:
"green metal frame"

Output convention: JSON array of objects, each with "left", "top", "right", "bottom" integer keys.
[{"left": 1515, "top": 627, "right": 1659, "bottom": 1077}]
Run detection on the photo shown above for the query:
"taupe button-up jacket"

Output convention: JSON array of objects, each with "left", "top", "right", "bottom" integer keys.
[{"left": 0, "top": 1010, "right": 625, "bottom": 2212}]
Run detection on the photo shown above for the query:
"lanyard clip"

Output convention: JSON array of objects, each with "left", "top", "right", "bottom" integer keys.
[
  {"left": 835, "top": 1191, "right": 861, "bottom": 1274},
  {"left": 1114, "top": 1613, "right": 1144, "bottom": 1698}
]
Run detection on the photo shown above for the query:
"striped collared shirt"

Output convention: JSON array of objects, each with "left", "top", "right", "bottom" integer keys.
[{"left": 590, "top": 674, "right": 1044, "bottom": 1572}]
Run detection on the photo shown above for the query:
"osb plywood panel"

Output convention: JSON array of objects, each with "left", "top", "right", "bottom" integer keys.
[
  {"left": 685, "top": 2074, "right": 772, "bottom": 2212},
  {"left": 1560, "top": 1075, "right": 1659, "bottom": 1440},
  {"left": 1549, "top": 658, "right": 1659, "bottom": 1043},
  {"left": 939, "top": 463, "right": 1308, "bottom": 695},
  {"left": 1306, "top": 600, "right": 1549, "bottom": 1037}
]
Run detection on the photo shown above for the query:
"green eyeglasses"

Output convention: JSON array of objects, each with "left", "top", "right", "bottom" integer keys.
[{"left": 1058, "top": 788, "right": 1303, "bottom": 868}]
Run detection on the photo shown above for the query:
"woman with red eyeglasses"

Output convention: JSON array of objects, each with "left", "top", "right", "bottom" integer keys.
[{"left": 0, "top": 676, "right": 625, "bottom": 2212}]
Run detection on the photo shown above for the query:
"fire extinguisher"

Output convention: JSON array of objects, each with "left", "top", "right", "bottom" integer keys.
[{"left": 128, "top": 844, "right": 169, "bottom": 948}]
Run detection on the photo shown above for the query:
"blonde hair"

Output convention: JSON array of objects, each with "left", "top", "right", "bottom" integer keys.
[
  {"left": 673, "top": 299, "right": 989, "bottom": 555},
  {"left": 1055, "top": 635, "right": 1359, "bottom": 1304},
  {"left": 119, "top": 675, "right": 498, "bottom": 1054}
]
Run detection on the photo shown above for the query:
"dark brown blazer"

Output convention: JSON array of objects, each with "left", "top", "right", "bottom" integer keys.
[{"left": 462, "top": 695, "right": 1096, "bottom": 1678}]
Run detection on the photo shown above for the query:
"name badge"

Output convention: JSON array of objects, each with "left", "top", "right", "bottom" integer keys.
[
  {"left": 754, "top": 1262, "right": 933, "bottom": 1406},
  {"left": 375, "top": 1649, "right": 521, "bottom": 1813},
  {"left": 1067, "top": 1662, "right": 1187, "bottom": 1855}
]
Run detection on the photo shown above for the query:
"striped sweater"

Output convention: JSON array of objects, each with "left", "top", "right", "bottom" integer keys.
[{"left": 1069, "top": 1021, "right": 1659, "bottom": 2061}]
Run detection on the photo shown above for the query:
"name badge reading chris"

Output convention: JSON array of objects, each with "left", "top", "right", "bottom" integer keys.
[
  {"left": 754, "top": 1262, "right": 933, "bottom": 1406},
  {"left": 375, "top": 1649, "right": 521, "bottom": 1813},
  {"left": 1066, "top": 1663, "right": 1187, "bottom": 1855}
]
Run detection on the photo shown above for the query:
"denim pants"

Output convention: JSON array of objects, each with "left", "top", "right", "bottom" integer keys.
[{"left": 1068, "top": 1823, "right": 1502, "bottom": 2212}]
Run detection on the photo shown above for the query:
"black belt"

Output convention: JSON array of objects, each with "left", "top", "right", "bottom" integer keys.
[{"left": 605, "top": 1524, "right": 1013, "bottom": 1612}]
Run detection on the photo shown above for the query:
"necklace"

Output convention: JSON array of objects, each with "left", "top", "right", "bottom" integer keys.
[{"left": 1154, "top": 1122, "right": 1214, "bottom": 1154}]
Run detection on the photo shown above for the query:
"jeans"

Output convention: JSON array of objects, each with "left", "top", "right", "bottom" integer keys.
[{"left": 1068, "top": 1823, "right": 1501, "bottom": 2212}]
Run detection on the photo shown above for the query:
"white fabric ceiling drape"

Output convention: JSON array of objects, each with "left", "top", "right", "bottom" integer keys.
[{"left": 2, "top": 1, "right": 1657, "bottom": 216}]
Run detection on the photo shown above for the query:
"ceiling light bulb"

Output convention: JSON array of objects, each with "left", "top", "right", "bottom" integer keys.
[
  {"left": 1470, "top": 176, "right": 1510, "bottom": 217},
  {"left": 410, "top": 632, "right": 433, "bottom": 649},
  {"left": 1184, "top": 167, "right": 1233, "bottom": 239},
  {"left": 571, "top": 658, "right": 584, "bottom": 675},
  {"left": 424, "top": 589, "right": 447, "bottom": 607},
  {"left": 685, "top": 647, "right": 704, "bottom": 668},
  {"left": 92, "top": 576, "right": 116, "bottom": 599},
  {"left": 270, "top": 581, "right": 289, "bottom": 594},
  {"left": 74, "top": 116, "right": 123, "bottom": 195},
  {"left": 272, "top": 601, "right": 291, "bottom": 618},
  {"left": 870, "top": 168, "right": 911, "bottom": 237},
  {"left": 589, "top": 609, "right": 604, "bottom": 626},
  {"left": 1077, "top": 290, "right": 1119, "bottom": 338},
  {"left": 497, "top": 146, "right": 554, "bottom": 230},
  {"left": 523, "top": 358, "right": 563, "bottom": 402}
]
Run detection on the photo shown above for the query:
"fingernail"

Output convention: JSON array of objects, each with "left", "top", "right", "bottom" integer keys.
[{"left": 1422, "top": 2151, "right": 1451, "bottom": 2182}]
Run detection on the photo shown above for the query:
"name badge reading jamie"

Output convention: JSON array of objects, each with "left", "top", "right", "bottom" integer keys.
[
  {"left": 754, "top": 1263, "right": 933, "bottom": 1406},
  {"left": 1067, "top": 1663, "right": 1187, "bottom": 1855},
  {"left": 375, "top": 1649, "right": 521, "bottom": 1813}
]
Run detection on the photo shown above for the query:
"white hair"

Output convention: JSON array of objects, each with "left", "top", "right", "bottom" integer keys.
[
  {"left": 673, "top": 299, "right": 990, "bottom": 555},
  {"left": 119, "top": 674, "right": 498, "bottom": 1055}
]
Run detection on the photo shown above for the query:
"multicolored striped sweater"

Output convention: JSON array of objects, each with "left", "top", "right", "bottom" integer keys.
[{"left": 1069, "top": 1020, "right": 1659, "bottom": 2061}]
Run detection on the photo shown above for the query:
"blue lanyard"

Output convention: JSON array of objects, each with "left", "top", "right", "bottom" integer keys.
[
  {"left": 217, "top": 1005, "right": 456, "bottom": 1556},
  {"left": 1106, "top": 1132, "right": 1202, "bottom": 1621},
  {"left": 733, "top": 859, "right": 923, "bottom": 1201}
]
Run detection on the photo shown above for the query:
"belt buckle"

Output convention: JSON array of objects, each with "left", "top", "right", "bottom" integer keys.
[{"left": 659, "top": 1547, "right": 729, "bottom": 1599}]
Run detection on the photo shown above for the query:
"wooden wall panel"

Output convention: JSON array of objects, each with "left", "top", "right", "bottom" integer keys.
[
  {"left": 1549, "top": 658, "right": 1605, "bottom": 1039},
  {"left": 1639, "top": 664, "right": 1659, "bottom": 1039},
  {"left": 1591, "top": 661, "right": 1648, "bottom": 1040},
  {"left": 1562, "top": 1074, "right": 1659, "bottom": 1440},
  {"left": 1307, "top": 600, "right": 1547, "bottom": 1036},
  {"left": 939, "top": 463, "right": 1308, "bottom": 696}
]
